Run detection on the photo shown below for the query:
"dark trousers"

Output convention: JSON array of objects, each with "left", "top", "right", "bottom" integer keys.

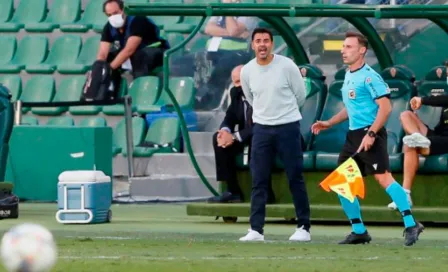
[
  {"left": 213, "top": 132, "right": 244, "bottom": 196},
  {"left": 108, "top": 47, "right": 164, "bottom": 79},
  {"left": 250, "top": 121, "right": 311, "bottom": 234}
]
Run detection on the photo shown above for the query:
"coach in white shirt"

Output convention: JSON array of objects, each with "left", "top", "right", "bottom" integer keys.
[{"left": 239, "top": 27, "right": 311, "bottom": 242}]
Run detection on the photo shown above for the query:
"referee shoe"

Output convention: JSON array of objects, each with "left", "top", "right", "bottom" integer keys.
[
  {"left": 403, "top": 222, "right": 424, "bottom": 246},
  {"left": 338, "top": 231, "right": 372, "bottom": 245}
]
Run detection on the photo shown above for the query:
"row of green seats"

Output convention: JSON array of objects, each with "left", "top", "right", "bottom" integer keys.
[
  {"left": 0, "top": 74, "right": 196, "bottom": 116},
  {"left": 0, "top": 32, "right": 207, "bottom": 74},
  {"left": 20, "top": 115, "right": 181, "bottom": 157},
  {"left": 0, "top": 0, "right": 320, "bottom": 34},
  {"left": 0, "top": 35, "right": 99, "bottom": 74},
  {"left": 0, "top": 0, "right": 105, "bottom": 33},
  {"left": 239, "top": 64, "right": 448, "bottom": 174}
]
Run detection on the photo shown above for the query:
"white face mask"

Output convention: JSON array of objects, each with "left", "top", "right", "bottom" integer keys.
[{"left": 108, "top": 14, "right": 124, "bottom": 28}]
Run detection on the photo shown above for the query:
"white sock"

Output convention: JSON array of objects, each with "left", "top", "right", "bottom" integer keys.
[{"left": 404, "top": 189, "right": 411, "bottom": 194}]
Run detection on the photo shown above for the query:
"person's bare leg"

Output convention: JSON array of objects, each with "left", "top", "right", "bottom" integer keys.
[
  {"left": 387, "top": 111, "right": 429, "bottom": 209},
  {"left": 400, "top": 111, "right": 428, "bottom": 135}
]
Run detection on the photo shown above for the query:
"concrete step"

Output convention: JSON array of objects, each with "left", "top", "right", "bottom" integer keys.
[
  {"left": 129, "top": 175, "right": 218, "bottom": 199},
  {"left": 144, "top": 153, "right": 216, "bottom": 176},
  {"left": 184, "top": 132, "right": 215, "bottom": 154}
]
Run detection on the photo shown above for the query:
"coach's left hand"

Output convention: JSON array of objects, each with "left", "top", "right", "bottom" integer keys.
[{"left": 357, "top": 134, "right": 375, "bottom": 153}]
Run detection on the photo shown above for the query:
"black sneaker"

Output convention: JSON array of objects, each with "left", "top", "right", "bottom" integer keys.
[
  {"left": 403, "top": 222, "right": 424, "bottom": 246},
  {"left": 338, "top": 231, "right": 372, "bottom": 245},
  {"left": 207, "top": 192, "right": 242, "bottom": 203}
]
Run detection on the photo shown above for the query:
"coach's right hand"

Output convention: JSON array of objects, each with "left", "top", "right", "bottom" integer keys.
[{"left": 311, "top": 120, "right": 332, "bottom": 135}]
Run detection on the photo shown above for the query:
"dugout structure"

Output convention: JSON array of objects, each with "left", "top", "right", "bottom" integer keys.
[{"left": 126, "top": 3, "right": 448, "bottom": 224}]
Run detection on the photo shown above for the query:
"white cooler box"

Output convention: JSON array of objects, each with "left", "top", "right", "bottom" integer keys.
[{"left": 56, "top": 170, "right": 112, "bottom": 224}]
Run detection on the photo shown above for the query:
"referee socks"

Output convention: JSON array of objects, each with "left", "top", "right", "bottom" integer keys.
[
  {"left": 386, "top": 181, "right": 416, "bottom": 228},
  {"left": 338, "top": 195, "right": 366, "bottom": 234}
]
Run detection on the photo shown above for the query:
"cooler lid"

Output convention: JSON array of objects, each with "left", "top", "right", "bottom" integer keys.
[{"left": 58, "top": 170, "right": 111, "bottom": 183}]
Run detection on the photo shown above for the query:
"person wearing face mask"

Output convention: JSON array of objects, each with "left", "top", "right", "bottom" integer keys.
[
  {"left": 97, "top": 0, "right": 169, "bottom": 88},
  {"left": 207, "top": 65, "right": 252, "bottom": 203},
  {"left": 207, "top": 65, "right": 255, "bottom": 203}
]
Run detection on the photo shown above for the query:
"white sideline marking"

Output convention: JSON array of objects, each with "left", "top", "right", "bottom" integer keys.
[{"left": 59, "top": 256, "right": 436, "bottom": 261}]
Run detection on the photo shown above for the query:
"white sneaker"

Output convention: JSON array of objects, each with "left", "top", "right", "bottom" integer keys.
[
  {"left": 288, "top": 225, "right": 311, "bottom": 241},
  {"left": 403, "top": 133, "right": 431, "bottom": 148},
  {"left": 387, "top": 194, "right": 413, "bottom": 210},
  {"left": 239, "top": 229, "right": 264, "bottom": 241}
]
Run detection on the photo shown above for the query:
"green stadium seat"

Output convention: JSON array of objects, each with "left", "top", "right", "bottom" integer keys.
[
  {"left": 0, "top": 0, "right": 47, "bottom": 32},
  {"left": 0, "top": 36, "right": 16, "bottom": 67},
  {"left": 45, "top": 116, "right": 75, "bottom": 126},
  {"left": 26, "top": 35, "right": 82, "bottom": 74},
  {"left": 0, "top": 0, "right": 13, "bottom": 24},
  {"left": 148, "top": 1, "right": 182, "bottom": 28},
  {"left": 0, "top": 36, "right": 48, "bottom": 73},
  {"left": 32, "top": 76, "right": 85, "bottom": 116},
  {"left": 103, "top": 76, "right": 160, "bottom": 115},
  {"left": 132, "top": 117, "right": 181, "bottom": 157},
  {"left": 313, "top": 68, "right": 349, "bottom": 171},
  {"left": 58, "top": 36, "right": 101, "bottom": 74},
  {"left": 151, "top": 16, "right": 181, "bottom": 30},
  {"left": 163, "top": 0, "right": 219, "bottom": 33},
  {"left": 19, "top": 76, "right": 55, "bottom": 114},
  {"left": 59, "top": 0, "right": 107, "bottom": 33},
  {"left": 24, "top": 0, "right": 81, "bottom": 32},
  {"left": 0, "top": 74, "right": 21, "bottom": 102},
  {"left": 78, "top": 117, "right": 107, "bottom": 127},
  {"left": 300, "top": 65, "right": 327, "bottom": 170},
  {"left": 112, "top": 116, "right": 147, "bottom": 156},
  {"left": 381, "top": 65, "right": 415, "bottom": 172},
  {"left": 20, "top": 116, "right": 39, "bottom": 126},
  {"left": 145, "top": 77, "right": 195, "bottom": 113},
  {"left": 415, "top": 66, "right": 448, "bottom": 173},
  {"left": 164, "top": 33, "right": 185, "bottom": 58},
  {"left": 187, "top": 36, "right": 209, "bottom": 53}
]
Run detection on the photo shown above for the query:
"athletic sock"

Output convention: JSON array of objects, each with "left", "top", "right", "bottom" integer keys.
[
  {"left": 386, "top": 181, "right": 416, "bottom": 228},
  {"left": 338, "top": 195, "right": 366, "bottom": 234}
]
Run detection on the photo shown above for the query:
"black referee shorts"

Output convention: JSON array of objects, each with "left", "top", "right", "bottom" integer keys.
[{"left": 338, "top": 127, "right": 390, "bottom": 177}]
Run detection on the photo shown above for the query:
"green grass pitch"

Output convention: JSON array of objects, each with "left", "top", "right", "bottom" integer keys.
[{"left": 0, "top": 203, "right": 447, "bottom": 272}]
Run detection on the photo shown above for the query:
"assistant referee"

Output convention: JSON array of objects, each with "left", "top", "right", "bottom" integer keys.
[{"left": 239, "top": 28, "right": 311, "bottom": 242}]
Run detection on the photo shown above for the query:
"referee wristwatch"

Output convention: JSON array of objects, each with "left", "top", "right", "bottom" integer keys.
[{"left": 367, "top": 130, "right": 377, "bottom": 138}]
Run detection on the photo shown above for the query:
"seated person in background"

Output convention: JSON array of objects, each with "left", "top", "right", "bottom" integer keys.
[
  {"left": 209, "top": 65, "right": 273, "bottom": 203},
  {"left": 388, "top": 94, "right": 448, "bottom": 210},
  {"left": 97, "top": 0, "right": 169, "bottom": 88},
  {"left": 208, "top": 65, "right": 251, "bottom": 203},
  {"left": 170, "top": 0, "right": 259, "bottom": 108}
]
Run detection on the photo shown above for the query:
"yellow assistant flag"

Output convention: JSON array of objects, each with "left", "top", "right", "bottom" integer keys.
[{"left": 319, "top": 158, "right": 365, "bottom": 203}]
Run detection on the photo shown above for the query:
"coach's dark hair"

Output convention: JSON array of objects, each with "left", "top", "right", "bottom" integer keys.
[
  {"left": 251, "top": 27, "right": 273, "bottom": 42},
  {"left": 345, "top": 31, "right": 369, "bottom": 50},
  {"left": 103, "top": 0, "right": 124, "bottom": 13}
]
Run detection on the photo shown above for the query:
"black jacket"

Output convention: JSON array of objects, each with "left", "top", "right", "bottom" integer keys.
[
  {"left": 220, "top": 86, "right": 253, "bottom": 144},
  {"left": 422, "top": 95, "right": 448, "bottom": 135}
]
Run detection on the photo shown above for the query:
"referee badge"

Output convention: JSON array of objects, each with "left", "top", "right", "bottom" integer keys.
[{"left": 348, "top": 89, "right": 356, "bottom": 99}]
